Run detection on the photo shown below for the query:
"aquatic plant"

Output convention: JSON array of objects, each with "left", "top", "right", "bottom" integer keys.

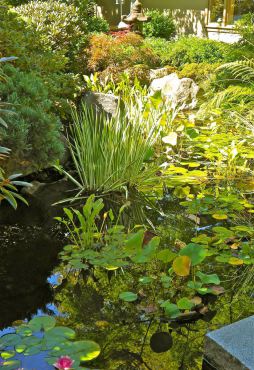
[
  {"left": 57, "top": 102, "right": 160, "bottom": 197},
  {"left": 0, "top": 316, "right": 100, "bottom": 369}
]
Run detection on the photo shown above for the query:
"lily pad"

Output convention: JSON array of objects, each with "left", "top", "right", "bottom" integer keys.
[
  {"left": 28, "top": 316, "right": 56, "bottom": 332},
  {"left": 119, "top": 291, "right": 138, "bottom": 302}
]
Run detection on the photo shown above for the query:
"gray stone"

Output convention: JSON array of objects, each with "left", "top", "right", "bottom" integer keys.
[
  {"left": 149, "top": 67, "right": 171, "bottom": 80},
  {"left": 149, "top": 73, "right": 199, "bottom": 110},
  {"left": 204, "top": 316, "right": 254, "bottom": 370},
  {"left": 84, "top": 92, "right": 119, "bottom": 115}
]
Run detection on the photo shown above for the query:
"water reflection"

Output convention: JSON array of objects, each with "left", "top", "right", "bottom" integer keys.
[{"left": 0, "top": 225, "right": 63, "bottom": 329}]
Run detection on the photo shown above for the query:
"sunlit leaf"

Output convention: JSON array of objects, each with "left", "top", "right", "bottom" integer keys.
[
  {"left": 228, "top": 257, "right": 244, "bottom": 265},
  {"left": 162, "top": 132, "right": 177, "bottom": 146},
  {"left": 172, "top": 256, "right": 191, "bottom": 277},
  {"left": 1, "top": 360, "right": 21, "bottom": 369},
  {"left": 1, "top": 351, "right": 15, "bottom": 360}
]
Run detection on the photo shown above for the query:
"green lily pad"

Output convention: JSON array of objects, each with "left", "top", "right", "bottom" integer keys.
[
  {"left": 177, "top": 297, "right": 194, "bottom": 310},
  {"left": 28, "top": 316, "right": 56, "bottom": 332},
  {"left": 0, "top": 334, "right": 21, "bottom": 347},
  {"left": 15, "top": 343, "right": 27, "bottom": 353},
  {"left": 119, "top": 291, "right": 138, "bottom": 302},
  {"left": 180, "top": 243, "right": 206, "bottom": 266},
  {"left": 196, "top": 271, "right": 220, "bottom": 285},
  {"left": 45, "top": 326, "right": 76, "bottom": 340},
  {"left": 1, "top": 351, "right": 15, "bottom": 360},
  {"left": 1, "top": 360, "right": 21, "bottom": 370}
]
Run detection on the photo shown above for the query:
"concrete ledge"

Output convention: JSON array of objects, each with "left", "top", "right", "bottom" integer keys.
[{"left": 204, "top": 316, "right": 254, "bottom": 370}]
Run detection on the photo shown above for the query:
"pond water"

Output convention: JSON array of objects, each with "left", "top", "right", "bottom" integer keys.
[{"left": 0, "top": 190, "right": 254, "bottom": 370}]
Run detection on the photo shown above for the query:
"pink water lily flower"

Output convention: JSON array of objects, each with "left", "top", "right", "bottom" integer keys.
[{"left": 54, "top": 356, "right": 74, "bottom": 370}]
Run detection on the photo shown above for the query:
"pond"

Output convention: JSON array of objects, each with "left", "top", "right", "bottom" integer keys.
[{"left": 1, "top": 184, "right": 254, "bottom": 370}]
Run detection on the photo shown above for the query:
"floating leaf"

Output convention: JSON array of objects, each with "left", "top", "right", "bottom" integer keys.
[
  {"left": 28, "top": 316, "right": 56, "bottom": 332},
  {"left": 179, "top": 243, "right": 206, "bottom": 266},
  {"left": 228, "top": 257, "right": 244, "bottom": 265},
  {"left": 24, "top": 344, "right": 42, "bottom": 356},
  {"left": 212, "top": 214, "right": 228, "bottom": 220},
  {"left": 119, "top": 292, "right": 138, "bottom": 302},
  {"left": 161, "top": 302, "right": 180, "bottom": 318},
  {"left": 15, "top": 343, "right": 27, "bottom": 353},
  {"left": 1, "top": 351, "right": 15, "bottom": 360},
  {"left": 177, "top": 297, "right": 194, "bottom": 310},
  {"left": 16, "top": 325, "right": 32, "bottom": 337},
  {"left": 173, "top": 256, "right": 191, "bottom": 276},
  {"left": 196, "top": 271, "right": 220, "bottom": 285},
  {"left": 1, "top": 360, "right": 21, "bottom": 369},
  {"left": 210, "top": 285, "right": 225, "bottom": 295},
  {"left": 0, "top": 334, "right": 21, "bottom": 347},
  {"left": 187, "top": 281, "right": 203, "bottom": 290},
  {"left": 45, "top": 326, "right": 76, "bottom": 340},
  {"left": 157, "top": 249, "right": 176, "bottom": 263},
  {"left": 139, "top": 276, "right": 155, "bottom": 284},
  {"left": 49, "top": 340, "right": 100, "bottom": 362}
]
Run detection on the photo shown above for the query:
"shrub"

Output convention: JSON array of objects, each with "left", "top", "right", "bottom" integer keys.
[
  {"left": 14, "top": 0, "right": 86, "bottom": 55},
  {"left": 143, "top": 10, "right": 176, "bottom": 40},
  {"left": 0, "top": 3, "right": 68, "bottom": 73},
  {"left": 178, "top": 62, "right": 220, "bottom": 82},
  {"left": 64, "top": 0, "right": 109, "bottom": 33},
  {"left": 144, "top": 36, "right": 235, "bottom": 67},
  {"left": 0, "top": 64, "right": 64, "bottom": 172},
  {"left": 235, "top": 13, "right": 254, "bottom": 45},
  {"left": 142, "top": 37, "right": 171, "bottom": 66},
  {"left": 163, "top": 37, "right": 230, "bottom": 67},
  {"left": 86, "top": 33, "right": 160, "bottom": 73}
]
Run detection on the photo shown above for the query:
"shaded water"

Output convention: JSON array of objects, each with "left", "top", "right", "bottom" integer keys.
[{"left": 0, "top": 191, "right": 254, "bottom": 370}]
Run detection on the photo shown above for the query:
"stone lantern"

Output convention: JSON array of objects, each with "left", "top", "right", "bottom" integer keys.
[{"left": 122, "top": 0, "right": 150, "bottom": 33}]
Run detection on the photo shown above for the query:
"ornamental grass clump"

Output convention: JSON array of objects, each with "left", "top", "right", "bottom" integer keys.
[{"left": 63, "top": 103, "right": 160, "bottom": 195}]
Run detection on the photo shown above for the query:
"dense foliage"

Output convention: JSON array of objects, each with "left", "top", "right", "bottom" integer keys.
[
  {"left": 143, "top": 9, "right": 176, "bottom": 40},
  {"left": 0, "top": 64, "right": 64, "bottom": 171}
]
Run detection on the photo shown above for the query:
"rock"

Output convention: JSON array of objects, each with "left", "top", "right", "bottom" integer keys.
[
  {"left": 149, "top": 67, "right": 174, "bottom": 80},
  {"left": 204, "top": 315, "right": 254, "bottom": 369},
  {"left": 21, "top": 180, "right": 46, "bottom": 196},
  {"left": 0, "top": 178, "right": 74, "bottom": 226},
  {"left": 149, "top": 73, "right": 199, "bottom": 110},
  {"left": 84, "top": 92, "right": 119, "bottom": 116}
]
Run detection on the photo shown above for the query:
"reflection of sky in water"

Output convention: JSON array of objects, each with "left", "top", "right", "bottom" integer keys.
[{"left": 0, "top": 273, "right": 64, "bottom": 369}]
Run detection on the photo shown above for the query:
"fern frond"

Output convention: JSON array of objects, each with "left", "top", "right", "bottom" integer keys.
[{"left": 218, "top": 59, "right": 254, "bottom": 82}]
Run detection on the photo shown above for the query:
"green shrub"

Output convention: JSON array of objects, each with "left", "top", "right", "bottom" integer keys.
[
  {"left": 163, "top": 37, "right": 230, "bottom": 67},
  {"left": 178, "top": 62, "right": 220, "bottom": 82},
  {"left": 143, "top": 10, "right": 176, "bottom": 40},
  {"left": 14, "top": 0, "right": 86, "bottom": 55},
  {"left": 142, "top": 37, "right": 171, "bottom": 67},
  {"left": 64, "top": 0, "right": 109, "bottom": 33},
  {"left": 0, "top": 3, "right": 68, "bottom": 73},
  {"left": 235, "top": 13, "right": 254, "bottom": 45},
  {"left": 0, "top": 65, "right": 64, "bottom": 172}
]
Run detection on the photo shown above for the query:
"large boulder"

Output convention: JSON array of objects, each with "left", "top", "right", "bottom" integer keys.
[
  {"left": 84, "top": 92, "right": 119, "bottom": 116},
  {"left": 149, "top": 67, "right": 176, "bottom": 81},
  {"left": 149, "top": 73, "right": 199, "bottom": 110}
]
